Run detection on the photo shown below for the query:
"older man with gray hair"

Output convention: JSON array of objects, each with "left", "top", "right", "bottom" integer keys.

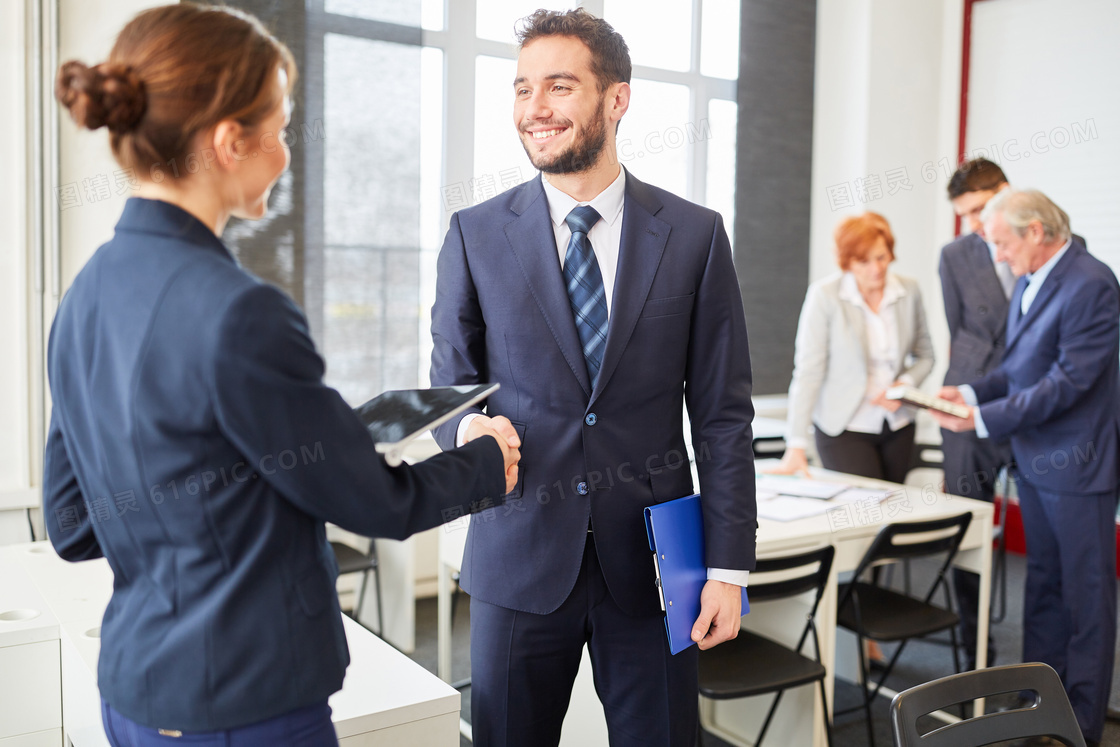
[{"left": 934, "top": 189, "right": 1120, "bottom": 746}]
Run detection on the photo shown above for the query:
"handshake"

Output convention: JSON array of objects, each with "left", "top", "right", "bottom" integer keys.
[{"left": 465, "top": 415, "right": 522, "bottom": 494}]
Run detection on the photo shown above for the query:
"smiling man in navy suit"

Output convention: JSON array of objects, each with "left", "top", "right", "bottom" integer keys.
[
  {"left": 429, "top": 9, "right": 756, "bottom": 746},
  {"left": 934, "top": 189, "right": 1120, "bottom": 746}
]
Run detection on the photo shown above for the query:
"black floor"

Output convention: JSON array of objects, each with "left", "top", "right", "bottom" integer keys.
[{"left": 405, "top": 551, "right": 1120, "bottom": 746}]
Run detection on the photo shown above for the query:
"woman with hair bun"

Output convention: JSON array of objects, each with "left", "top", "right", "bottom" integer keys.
[
  {"left": 45, "top": 5, "right": 518, "bottom": 745},
  {"left": 769, "top": 212, "right": 935, "bottom": 483}
]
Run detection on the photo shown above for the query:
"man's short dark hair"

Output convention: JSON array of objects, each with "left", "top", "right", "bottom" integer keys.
[
  {"left": 947, "top": 158, "right": 1008, "bottom": 199},
  {"left": 516, "top": 8, "right": 631, "bottom": 92}
]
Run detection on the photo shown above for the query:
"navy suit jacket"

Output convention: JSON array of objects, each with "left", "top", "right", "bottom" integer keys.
[
  {"left": 940, "top": 232, "right": 1010, "bottom": 385},
  {"left": 44, "top": 199, "right": 505, "bottom": 731},
  {"left": 430, "top": 171, "right": 757, "bottom": 618},
  {"left": 970, "top": 240, "right": 1120, "bottom": 493}
]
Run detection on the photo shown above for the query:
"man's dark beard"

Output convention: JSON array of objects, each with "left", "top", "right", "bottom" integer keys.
[{"left": 522, "top": 105, "right": 609, "bottom": 175}]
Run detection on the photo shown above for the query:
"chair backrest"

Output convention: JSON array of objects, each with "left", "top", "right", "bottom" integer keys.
[
  {"left": 749, "top": 545, "right": 835, "bottom": 655},
  {"left": 846, "top": 512, "right": 972, "bottom": 606},
  {"left": 890, "top": 662, "right": 1087, "bottom": 747}
]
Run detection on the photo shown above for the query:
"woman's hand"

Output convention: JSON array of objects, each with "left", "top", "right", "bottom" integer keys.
[
  {"left": 765, "top": 447, "right": 810, "bottom": 477},
  {"left": 871, "top": 380, "right": 907, "bottom": 413},
  {"left": 871, "top": 388, "right": 902, "bottom": 413}
]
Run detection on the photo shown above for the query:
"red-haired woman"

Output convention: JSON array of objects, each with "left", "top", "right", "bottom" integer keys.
[
  {"left": 770, "top": 212, "right": 934, "bottom": 482},
  {"left": 46, "top": 5, "right": 517, "bottom": 745}
]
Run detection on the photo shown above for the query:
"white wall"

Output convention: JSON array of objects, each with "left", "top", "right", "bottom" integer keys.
[
  {"left": 968, "top": 0, "right": 1120, "bottom": 271},
  {"left": 810, "top": 0, "right": 966, "bottom": 405},
  {"left": 0, "top": 0, "right": 30, "bottom": 500}
]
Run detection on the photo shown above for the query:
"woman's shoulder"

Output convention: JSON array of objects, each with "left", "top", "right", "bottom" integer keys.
[
  {"left": 805, "top": 273, "right": 845, "bottom": 301},
  {"left": 888, "top": 272, "right": 923, "bottom": 297}
]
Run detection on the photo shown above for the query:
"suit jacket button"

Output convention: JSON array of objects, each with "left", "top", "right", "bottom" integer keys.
[
  {"left": 577, "top": 481, "right": 589, "bottom": 495},
  {"left": 585, "top": 413, "right": 597, "bottom": 426},
  {"left": 979, "top": 305, "right": 988, "bottom": 313}
]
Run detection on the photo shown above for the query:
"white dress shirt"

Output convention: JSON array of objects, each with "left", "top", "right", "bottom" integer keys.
[{"left": 839, "top": 273, "right": 916, "bottom": 435}]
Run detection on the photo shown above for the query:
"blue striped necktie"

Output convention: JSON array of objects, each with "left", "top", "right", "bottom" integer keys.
[{"left": 563, "top": 205, "right": 608, "bottom": 388}]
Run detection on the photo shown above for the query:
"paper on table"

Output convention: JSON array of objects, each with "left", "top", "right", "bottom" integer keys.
[
  {"left": 756, "top": 495, "right": 838, "bottom": 522},
  {"left": 755, "top": 487, "right": 894, "bottom": 522},
  {"left": 831, "top": 487, "right": 893, "bottom": 504},
  {"left": 755, "top": 475, "right": 851, "bottom": 500}
]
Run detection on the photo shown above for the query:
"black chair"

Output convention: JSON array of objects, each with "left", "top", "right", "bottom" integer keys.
[
  {"left": 331, "top": 539, "right": 384, "bottom": 636},
  {"left": 836, "top": 512, "right": 973, "bottom": 747},
  {"left": 890, "top": 662, "right": 1086, "bottom": 747},
  {"left": 699, "top": 545, "right": 835, "bottom": 747}
]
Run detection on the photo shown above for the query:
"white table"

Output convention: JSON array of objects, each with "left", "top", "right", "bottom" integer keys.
[
  {"left": 436, "top": 469, "right": 993, "bottom": 747},
  {"left": 1, "top": 542, "right": 462, "bottom": 746},
  {"left": 0, "top": 546, "right": 62, "bottom": 746}
]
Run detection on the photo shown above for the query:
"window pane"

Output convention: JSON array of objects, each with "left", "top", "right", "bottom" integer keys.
[
  {"left": 476, "top": 0, "right": 562, "bottom": 43},
  {"left": 604, "top": 0, "right": 693, "bottom": 72},
  {"left": 474, "top": 55, "right": 533, "bottom": 202},
  {"left": 706, "top": 98, "right": 737, "bottom": 247},
  {"left": 324, "top": 34, "right": 422, "bottom": 403},
  {"left": 618, "top": 79, "right": 690, "bottom": 198},
  {"left": 418, "top": 47, "right": 444, "bottom": 386},
  {"left": 422, "top": 0, "right": 444, "bottom": 30},
  {"left": 326, "top": 0, "right": 420, "bottom": 26},
  {"left": 700, "top": 0, "right": 740, "bottom": 79}
]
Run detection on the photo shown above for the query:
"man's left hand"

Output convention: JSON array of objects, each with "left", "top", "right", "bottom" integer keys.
[{"left": 691, "top": 579, "right": 742, "bottom": 650}]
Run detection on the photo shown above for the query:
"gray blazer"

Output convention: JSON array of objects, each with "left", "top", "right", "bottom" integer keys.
[
  {"left": 939, "top": 232, "right": 1009, "bottom": 385},
  {"left": 786, "top": 272, "right": 935, "bottom": 442}
]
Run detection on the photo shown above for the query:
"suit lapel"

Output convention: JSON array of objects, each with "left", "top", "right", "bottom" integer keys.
[
  {"left": 592, "top": 173, "right": 670, "bottom": 402},
  {"left": 503, "top": 176, "right": 592, "bottom": 396},
  {"left": 1005, "top": 243, "right": 1081, "bottom": 353}
]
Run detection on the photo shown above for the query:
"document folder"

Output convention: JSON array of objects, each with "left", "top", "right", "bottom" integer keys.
[{"left": 644, "top": 493, "right": 750, "bottom": 655}]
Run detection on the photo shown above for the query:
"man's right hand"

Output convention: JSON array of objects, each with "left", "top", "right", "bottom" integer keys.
[
  {"left": 466, "top": 415, "right": 521, "bottom": 495},
  {"left": 938, "top": 386, "right": 966, "bottom": 405}
]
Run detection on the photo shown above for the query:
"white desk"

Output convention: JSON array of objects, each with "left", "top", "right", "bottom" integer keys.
[
  {"left": 1, "top": 542, "right": 461, "bottom": 747},
  {"left": 0, "top": 548, "right": 62, "bottom": 747},
  {"left": 436, "top": 470, "right": 993, "bottom": 747}
]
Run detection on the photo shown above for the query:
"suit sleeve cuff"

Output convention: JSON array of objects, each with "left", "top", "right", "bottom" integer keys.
[
  {"left": 707, "top": 568, "right": 750, "bottom": 587},
  {"left": 959, "top": 385, "right": 979, "bottom": 407}
]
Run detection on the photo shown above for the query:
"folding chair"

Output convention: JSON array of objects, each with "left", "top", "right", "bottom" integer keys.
[
  {"left": 836, "top": 512, "right": 973, "bottom": 747},
  {"left": 890, "top": 662, "right": 1086, "bottom": 747},
  {"left": 699, "top": 545, "right": 835, "bottom": 747}
]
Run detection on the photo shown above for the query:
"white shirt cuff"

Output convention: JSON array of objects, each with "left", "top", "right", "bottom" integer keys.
[
  {"left": 707, "top": 568, "right": 750, "bottom": 587},
  {"left": 972, "top": 406, "right": 989, "bottom": 439},
  {"left": 897, "top": 373, "right": 916, "bottom": 387},
  {"left": 455, "top": 413, "right": 483, "bottom": 447},
  {"left": 784, "top": 437, "right": 809, "bottom": 451},
  {"left": 959, "top": 385, "right": 979, "bottom": 407}
]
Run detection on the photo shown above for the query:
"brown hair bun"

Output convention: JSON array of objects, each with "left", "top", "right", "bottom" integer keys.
[{"left": 56, "top": 60, "right": 146, "bottom": 134}]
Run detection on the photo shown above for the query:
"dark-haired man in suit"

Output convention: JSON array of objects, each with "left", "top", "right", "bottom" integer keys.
[
  {"left": 935, "top": 189, "right": 1120, "bottom": 747},
  {"left": 429, "top": 8, "right": 756, "bottom": 746},
  {"left": 938, "top": 157, "right": 1013, "bottom": 669}
]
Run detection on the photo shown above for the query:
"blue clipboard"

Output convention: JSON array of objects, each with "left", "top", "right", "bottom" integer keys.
[{"left": 644, "top": 493, "right": 750, "bottom": 655}]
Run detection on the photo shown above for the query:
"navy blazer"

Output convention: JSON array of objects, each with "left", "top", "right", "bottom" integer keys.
[
  {"left": 940, "top": 232, "right": 1010, "bottom": 385},
  {"left": 430, "top": 171, "right": 757, "bottom": 618},
  {"left": 970, "top": 240, "right": 1120, "bottom": 493},
  {"left": 44, "top": 199, "right": 505, "bottom": 732}
]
